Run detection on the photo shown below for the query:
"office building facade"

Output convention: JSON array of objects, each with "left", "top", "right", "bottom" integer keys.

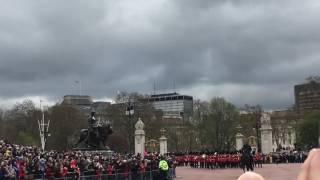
[
  {"left": 294, "top": 80, "right": 320, "bottom": 114},
  {"left": 148, "top": 92, "right": 193, "bottom": 120}
]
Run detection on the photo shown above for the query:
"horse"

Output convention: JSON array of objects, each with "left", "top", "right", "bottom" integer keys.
[
  {"left": 75, "top": 124, "right": 113, "bottom": 149},
  {"left": 240, "top": 151, "right": 254, "bottom": 172}
]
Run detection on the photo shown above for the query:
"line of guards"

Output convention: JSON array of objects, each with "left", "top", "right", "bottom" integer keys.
[{"left": 174, "top": 153, "right": 263, "bottom": 169}]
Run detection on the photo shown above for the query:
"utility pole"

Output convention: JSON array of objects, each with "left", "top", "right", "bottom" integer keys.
[
  {"left": 38, "top": 100, "right": 50, "bottom": 151},
  {"left": 75, "top": 80, "right": 82, "bottom": 96},
  {"left": 126, "top": 98, "right": 134, "bottom": 153}
]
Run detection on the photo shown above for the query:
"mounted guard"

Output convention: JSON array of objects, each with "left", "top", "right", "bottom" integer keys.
[
  {"left": 75, "top": 112, "right": 113, "bottom": 150},
  {"left": 240, "top": 143, "right": 254, "bottom": 172}
]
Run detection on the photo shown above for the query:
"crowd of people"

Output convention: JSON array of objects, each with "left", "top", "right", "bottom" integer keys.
[
  {"left": 0, "top": 140, "right": 177, "bottom": 180},
  {"left": 0, "top": 138, "right": 311, "bottom": 180}
]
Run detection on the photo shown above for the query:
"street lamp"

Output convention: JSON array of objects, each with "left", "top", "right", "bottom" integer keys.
[
  {"left": 126, "top": 103, "right": 134, "bottom": 116},
  {"left": 38, "top": 100, "right": 50, "bottom": 151},
  {"left": 160, "top": 128, "right": 166, "bottom": 137}
]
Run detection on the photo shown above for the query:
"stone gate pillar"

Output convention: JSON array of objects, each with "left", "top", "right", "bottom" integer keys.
[
  {"left": 260, "top": 113, "right": 273, "bottom": 154},
  {"left": 135, "top": 118, "right": 145, "bottom": 158},
  {"left": 159, "top": 128, "right": 167, "bottom": 155},
  {"left": 236, "top": 133, "right": 244, "bottom": 150}
]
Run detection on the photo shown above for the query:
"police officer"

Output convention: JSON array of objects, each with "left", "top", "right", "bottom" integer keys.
[{"left": 159, "top": 156, "right": 169, "bottom": 180}]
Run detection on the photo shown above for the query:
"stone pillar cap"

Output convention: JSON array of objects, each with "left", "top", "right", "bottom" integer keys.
[{"left": 236, "top": 133, "right": 244, "bottom": 137}]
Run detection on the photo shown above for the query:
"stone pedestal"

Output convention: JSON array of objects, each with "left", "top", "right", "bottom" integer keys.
[
  {"left": 260, "top": 113, "right": 273, "bottom": 154},
  {"left": 236, "top": 133, "right": 244, "bottom": 150},
  {"left": 261, "top": 128, "right": 272, "bottom": 153},
  {"left": 159, "top": 128, "right": 167, "bottom": 155},
  {"left": 159, "top": 136, "right": 167, "bottom": 155},
  {"left": 135, "top": 118, "right": 145, "bottom": 158}
]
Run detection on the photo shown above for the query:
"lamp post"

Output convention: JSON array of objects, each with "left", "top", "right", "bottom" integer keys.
[
  {"left": 38, "top": 100, "right": 50, "bottom": 151},
  {"left": 126, "top": 99, "right": 134, "bottom": 153}
]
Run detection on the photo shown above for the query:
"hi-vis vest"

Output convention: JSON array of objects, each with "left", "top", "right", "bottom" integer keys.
[{"left": 159, "top": 160, "right": 169, "bottom": 171}]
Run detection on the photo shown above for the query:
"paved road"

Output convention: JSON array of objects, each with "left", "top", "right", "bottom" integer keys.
[{"left": 176, "top": 164, "right": 301, "bottom": 180}]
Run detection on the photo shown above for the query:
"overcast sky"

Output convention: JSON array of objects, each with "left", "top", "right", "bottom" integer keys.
[{"left": 0, "top": 0, "right": 320, "bottom": 109}]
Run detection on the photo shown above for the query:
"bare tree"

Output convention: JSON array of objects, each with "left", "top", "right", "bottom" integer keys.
[
  {"left": 47, "top": 104, "right": 87, "bottom": 150},
  {"left": 104, "top": 92, "right": 163, "bottom": 153},
  {"left": 197, "top": 97, "right": 238, "bottom": 151},
  {"left": 2, "top": 100, "right": 39, "bottom": 145},
  {"left": 0, "top": 108, "right": 5, "bottom": 139},
  {"left": 243, "top": 104, "right": 263, "bottom": 152}
]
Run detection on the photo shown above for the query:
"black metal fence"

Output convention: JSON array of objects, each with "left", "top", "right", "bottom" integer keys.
[{"left": 29, "top": 169, "right": 176, "bottom": 180}]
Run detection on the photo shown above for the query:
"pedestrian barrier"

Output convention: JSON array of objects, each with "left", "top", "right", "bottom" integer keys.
[{"left": 28, "top": 169, "right": 176, "bottom": 180}]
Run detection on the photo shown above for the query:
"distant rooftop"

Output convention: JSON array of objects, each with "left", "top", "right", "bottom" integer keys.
[
  {"left": 150, "top": 92, "right": 179, "bottom": 98},
  {"left": 63, "top": 95, "right": 92, "bottom": 98},
  {"left": 149, "top": 92, "right": 193, "bottom": 101},
  {"left": 62, "top": 95, "right": 93, "bottom": 106},
  {"left": 305, "top": 76, "right": 320, "bottom": 83}
]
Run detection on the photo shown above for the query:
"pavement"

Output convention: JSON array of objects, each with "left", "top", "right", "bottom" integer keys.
[{"left": 176, "top": 163, "right": 302, "bottom": 180}]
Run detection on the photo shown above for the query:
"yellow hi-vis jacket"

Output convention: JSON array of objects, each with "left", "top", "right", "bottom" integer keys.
[{"left": 159, "top": 160, "right": 169, "bottom": 171}]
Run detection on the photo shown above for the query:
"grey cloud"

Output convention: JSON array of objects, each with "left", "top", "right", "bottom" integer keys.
[{"left": 0, "top": 0, "right": 319, "bottom": 109}]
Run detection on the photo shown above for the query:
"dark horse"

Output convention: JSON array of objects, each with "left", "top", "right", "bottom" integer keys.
[
  {"left": 240, "top": 144, "right": 254, "bottom": 172},
  {"left": 75, "top": 123, "right": 113, "bottom": 150}
]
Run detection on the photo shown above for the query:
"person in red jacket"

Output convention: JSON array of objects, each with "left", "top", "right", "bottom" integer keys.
[
  {"left": 18, "top": 160, "right": 26, "bottom": 180},
  {"left": 107, "top": 163, "right": 114, "bottom": 176},
  {"left": 70, "top": 159, "right": 80, "bottom": 179},
  {"left": 139, "top": 160, "right": 146, "bottom": 180},
  {"left": 60, "top": 165, "right": 68, "bottom": 178}
]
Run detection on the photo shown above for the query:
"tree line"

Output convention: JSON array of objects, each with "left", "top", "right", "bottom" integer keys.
[{"left": 0, "top": 92, "right": 318, "bottom": 152}]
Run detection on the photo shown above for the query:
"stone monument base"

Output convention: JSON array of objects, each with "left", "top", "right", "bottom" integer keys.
[
  {"left": 73, "top": 141, "right": 111, "bottom": 151},
  {"left": 73, "top": 147, "right": 110, "bottom": 151},
  {"left": 73, "top": 149, "right": 114, "bottom": 159}
]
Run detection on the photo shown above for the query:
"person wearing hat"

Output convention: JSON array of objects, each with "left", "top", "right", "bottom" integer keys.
[{"left": 159, "top": 156, "right": 169, "bottom": 180}]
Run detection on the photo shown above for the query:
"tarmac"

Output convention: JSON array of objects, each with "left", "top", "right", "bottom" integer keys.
[{"left": 176, "top": 163, "right": 301, "bottom": 180}]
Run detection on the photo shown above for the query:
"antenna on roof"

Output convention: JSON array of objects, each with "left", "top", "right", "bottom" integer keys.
[
  {"left": 173, "top": 80, "right": 176, "bottom": 93},
  {"left": 75, "top": 80, "right": 82, "bottom": 96}
]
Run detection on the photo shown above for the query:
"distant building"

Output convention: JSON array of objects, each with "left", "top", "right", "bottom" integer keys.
[
  {"left": 294, "top": 80, "right": 320, "bottom": 114},
  {"left": 62, "top": 95, "right": 93, "bottom": 112},
  {"left": 91, "top": 101, "right": 111, "bottom": 112},
  {"left": 61, "top": 95, "right": 110, "bottom": 120},
  {"left": 148, "top": 92, "right": 193, "bottom": 120},
  {"left": 91, "top": 101, "right": 111, "bottom": 121}
]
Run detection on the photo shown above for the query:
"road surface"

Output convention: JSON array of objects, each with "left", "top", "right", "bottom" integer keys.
[{"left": 176, "top": 163, "right": 301, "bottom": 180}]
